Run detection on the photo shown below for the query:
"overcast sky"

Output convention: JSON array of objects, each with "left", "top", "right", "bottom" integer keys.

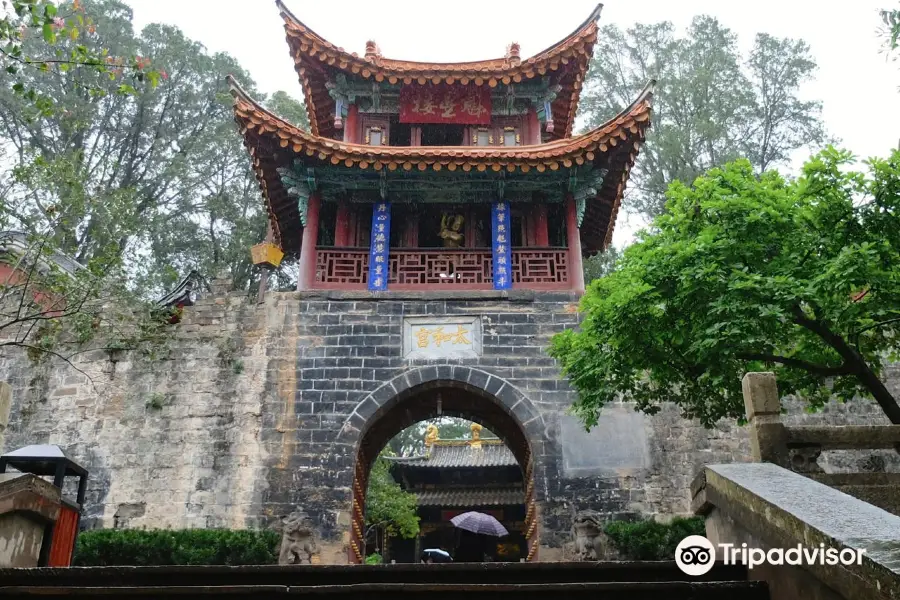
[{"left": 128, "top": 0, "right": 900, "bottom": 246}]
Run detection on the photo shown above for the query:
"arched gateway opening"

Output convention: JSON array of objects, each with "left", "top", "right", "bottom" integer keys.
[{"left": 338, "top": 368, "right": 543, "bottom": 564}]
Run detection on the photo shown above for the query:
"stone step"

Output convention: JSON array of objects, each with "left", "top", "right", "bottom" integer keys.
[
  {"left": 0, "top": 561, "right": 749, "bottom": 587},
  {"left": 0, "top": 581, "right": 770, "bottom": 599}
]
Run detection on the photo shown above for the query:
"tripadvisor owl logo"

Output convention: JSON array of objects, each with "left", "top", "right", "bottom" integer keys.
[
  {"left": 675, "top": 534, "right": 868, "bottom": 576},
  {"left": 675, "top": 535, "right": 716, "bottom": 576}
]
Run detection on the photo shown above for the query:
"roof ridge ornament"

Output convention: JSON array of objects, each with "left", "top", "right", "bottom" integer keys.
[
  {"left": 505, "top": 42, "right": 521, "bottom": 66},
  {"left": 470, "top": 422, "right": 483, "bottom": 449},
  {"left": 365, "top": 40, "right": 381, "bottom": 61}
]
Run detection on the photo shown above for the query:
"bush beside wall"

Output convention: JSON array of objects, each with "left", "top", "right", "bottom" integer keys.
[
  {"left": 73, "top": 529, "right": 280, "bottom": 566},
  {"left": 604, "top": 517, "right": 705, "bottom": 560}
]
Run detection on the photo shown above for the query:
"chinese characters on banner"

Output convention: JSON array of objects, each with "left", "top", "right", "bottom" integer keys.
[
  {"left": 399, "top": 84, "right": 492, "bottom": 125},
  {"left": 367, "top": 202, "right": 391, "bottom": 291},
  {"left": 492, "top": 201, "right": 512, "bottom": 290}
]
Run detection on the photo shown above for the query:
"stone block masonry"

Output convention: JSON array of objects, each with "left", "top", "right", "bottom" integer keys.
[{"left": 0, "top": 284, "right": 896, "bottom": 563}]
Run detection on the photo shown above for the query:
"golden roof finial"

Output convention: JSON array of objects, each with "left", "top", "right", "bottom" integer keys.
[
  {"left": 424, "top": 423, "right": 439, "bottom": 449},
  {"left": 470, "top": 422, "right": 483, "bottom": 449}
]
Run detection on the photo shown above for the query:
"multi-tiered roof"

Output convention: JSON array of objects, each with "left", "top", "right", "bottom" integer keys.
[{"left": 230, "top": 3, "right": 652, "bottom": 260}]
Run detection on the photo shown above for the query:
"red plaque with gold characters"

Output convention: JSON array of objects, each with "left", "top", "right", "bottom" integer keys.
[{"left": 399, "top": 84, "right": 491, "bottom": 125}]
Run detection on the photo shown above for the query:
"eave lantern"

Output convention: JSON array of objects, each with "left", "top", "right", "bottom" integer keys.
[{"left": 250, "top": 242, "right": 284, "bottom": 269}]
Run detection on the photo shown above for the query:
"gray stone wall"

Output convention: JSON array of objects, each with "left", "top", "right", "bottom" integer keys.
[{"left": 0, "top": 284, "right": 896, "bottom": 562}]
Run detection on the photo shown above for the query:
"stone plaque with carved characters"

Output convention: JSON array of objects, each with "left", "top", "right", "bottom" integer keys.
[{"left": 402, "top": 316, "right": 482, "bottom": 360}]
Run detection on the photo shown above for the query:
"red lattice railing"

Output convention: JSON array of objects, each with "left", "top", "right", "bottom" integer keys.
[{"left": 315, "top": 247, "right": 570, "bottom": 290}]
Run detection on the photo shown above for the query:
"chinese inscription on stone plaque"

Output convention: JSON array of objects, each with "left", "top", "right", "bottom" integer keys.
[{"left": 403, "top": 317, "right": 482, "bottom": 359}]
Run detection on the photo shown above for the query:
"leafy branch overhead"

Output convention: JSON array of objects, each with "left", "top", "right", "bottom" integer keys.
[
  {"left": 580, "top": 16, "right": 828, "bottom": 220},
  {"left": 550, "top": 147, "right": 900, "bottom": 428},
  {"left": 882, "top": 7, "right": 899, "bottom": 53},
  {"left": 1, "top": 0, "right": 162, "bottom": 116}
]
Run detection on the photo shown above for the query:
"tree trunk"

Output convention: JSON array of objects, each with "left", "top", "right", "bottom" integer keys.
[{"left": 854, "top": 360, "right": 900, "bottom": 424}]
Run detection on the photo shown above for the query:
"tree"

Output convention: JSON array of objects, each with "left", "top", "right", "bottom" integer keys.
[
  {"left": 583, "top": 246, "right": 622, "bottom": 283},
  {"left": 0, "top": 0, "right": 306, "bottom": 295},
  {"left": 267, "top": 90, "right": 309, "bottom": 131},
  {"left": 0, "top": 1, "right": 311, "bottom": 365},
  {"left": 0, "top": 1, "right": 173, "bottom": 366},
  {"left": 883, "top": 7, "right": 899, "bottom": 53},
  {"left": 0, "top": 0, "right": 160, "bottom": 117},
  {"left": 550, "top": 147, "right": 900, "bottom": 428},
  {"left": 365, "top": 453, "right": 419, "bottom": 556},
  {"left": 580, "top": 16, "right": 827, "bottom": 219}
]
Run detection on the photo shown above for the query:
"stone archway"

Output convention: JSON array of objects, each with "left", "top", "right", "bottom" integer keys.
[{"left": 336, "top": 366, "right": 545, "bottom": 564}]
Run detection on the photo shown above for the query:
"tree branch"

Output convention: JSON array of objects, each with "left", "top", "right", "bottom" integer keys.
[{"left": 737, "top": 352, "right": 853, "bottom": 377}]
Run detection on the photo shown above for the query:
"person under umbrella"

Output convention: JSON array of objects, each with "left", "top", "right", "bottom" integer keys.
[
  {"left": 421, "top": 548, "right": 453, "bottom": 563},
  {"left": 449, "top": 512, "right": 508, "bottom": 562}
]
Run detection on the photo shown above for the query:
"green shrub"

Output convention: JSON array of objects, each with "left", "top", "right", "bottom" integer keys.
[
  {"left": 604, "top": 516, "right": 705, "bottom": 560},
  {"left": 365, "top": 552, "right": 383, "bottom": 565},
  {"left": 72, "top": 529, "right": 280, "bottom": 566}
]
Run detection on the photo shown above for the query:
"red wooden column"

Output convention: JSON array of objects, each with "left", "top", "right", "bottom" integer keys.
[
  {"left": 343, "top": 104, "right": 360, "bottom": 143},
  {"left": 526, "top": 106, "right": 541, "bottom": 145},
  {"left": 297, "top": 192, "right": 321, "bottom": 290},
  {"left": 403, "top": 212, "right": 419, "bottom": 247},
  {"left": 565, "top": 195, "right": 585, "bottom": 293},
  {"left": 534, "top": 204, "right": 549, "bottom": 246},
  {"left": 335, "top": 201, "right": 351, "bottom": 246},
  {"left": 525, "top": 208, "right": 537, "bottom": 247}
]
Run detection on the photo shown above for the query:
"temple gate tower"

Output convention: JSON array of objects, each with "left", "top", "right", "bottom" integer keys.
[{"left": 231, "top": 1, "right": 653, "bottom": 563}]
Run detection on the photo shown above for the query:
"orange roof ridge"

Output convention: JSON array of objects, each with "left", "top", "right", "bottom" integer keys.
[
  {"left": 276, "top": 1, "right": 604, "bottom": 138},
  {"left": 276, "top": 1, "right": 602, "bottom": 71}
]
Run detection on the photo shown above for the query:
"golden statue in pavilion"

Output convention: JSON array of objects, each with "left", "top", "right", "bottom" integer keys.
[{"left": 439, "top": 213, "right": 465, "bottom": 248}]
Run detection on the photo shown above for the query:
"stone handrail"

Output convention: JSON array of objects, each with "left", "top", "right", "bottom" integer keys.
[
  {"left": 741, "top": 372, "right": 900, "bottom": 475},
  {"left": 692, "top": 462, "right": 900, "bottom": 600},
  {"left": 784, "top": 426, "right": 900, "bottom": 450}
]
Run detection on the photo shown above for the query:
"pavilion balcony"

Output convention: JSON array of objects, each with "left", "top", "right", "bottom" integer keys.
[{"left": 314, "top": 246, "right": 572, "bottom": 291}]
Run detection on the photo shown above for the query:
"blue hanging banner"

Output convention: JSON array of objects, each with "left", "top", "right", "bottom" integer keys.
[
  {"left": 491, "top": 201, "right": 512, "bottom": 290},
  {"left": 367, "top": 201, "right": 391, "bottom": 291}
]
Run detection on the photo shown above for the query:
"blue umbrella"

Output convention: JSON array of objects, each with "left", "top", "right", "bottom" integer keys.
[{"left": 450, "top": 511, "right": 509, "bottom": 537}]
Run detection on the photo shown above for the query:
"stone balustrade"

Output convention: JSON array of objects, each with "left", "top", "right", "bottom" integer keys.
[
  {"left": 691, "top": 372, "right": 900, "bottom": 600},
  {"left": 740, "top": 372, "right": 900, "bottom": 515}
]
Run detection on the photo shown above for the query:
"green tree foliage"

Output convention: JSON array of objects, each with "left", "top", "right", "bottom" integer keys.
[
  {"left": 365, "top": 454, "right": 420, "bottom": 553},
  {"left": 883, "top": 7, "right": 900, "bottom": 53},
  {"left": 0, "top": 1, "right": 310, "bottom": 361},
  {"left": 550, "top": 147, "right": 900, "bottom": 428},
  {"left": 267, "top": 90, "right": 310, "bottom": 130},
  {"left": 0, "top": 0, "right": 160, "bottom": 117},
  {"left": 580, "top": 16, "right": 827, "bottom": 219},
  {"left": 73, "top": 528, "right": 279, "bottom": 565},
  {"left": 0, "top": 0, "right": 312, "bottom": 292}
]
